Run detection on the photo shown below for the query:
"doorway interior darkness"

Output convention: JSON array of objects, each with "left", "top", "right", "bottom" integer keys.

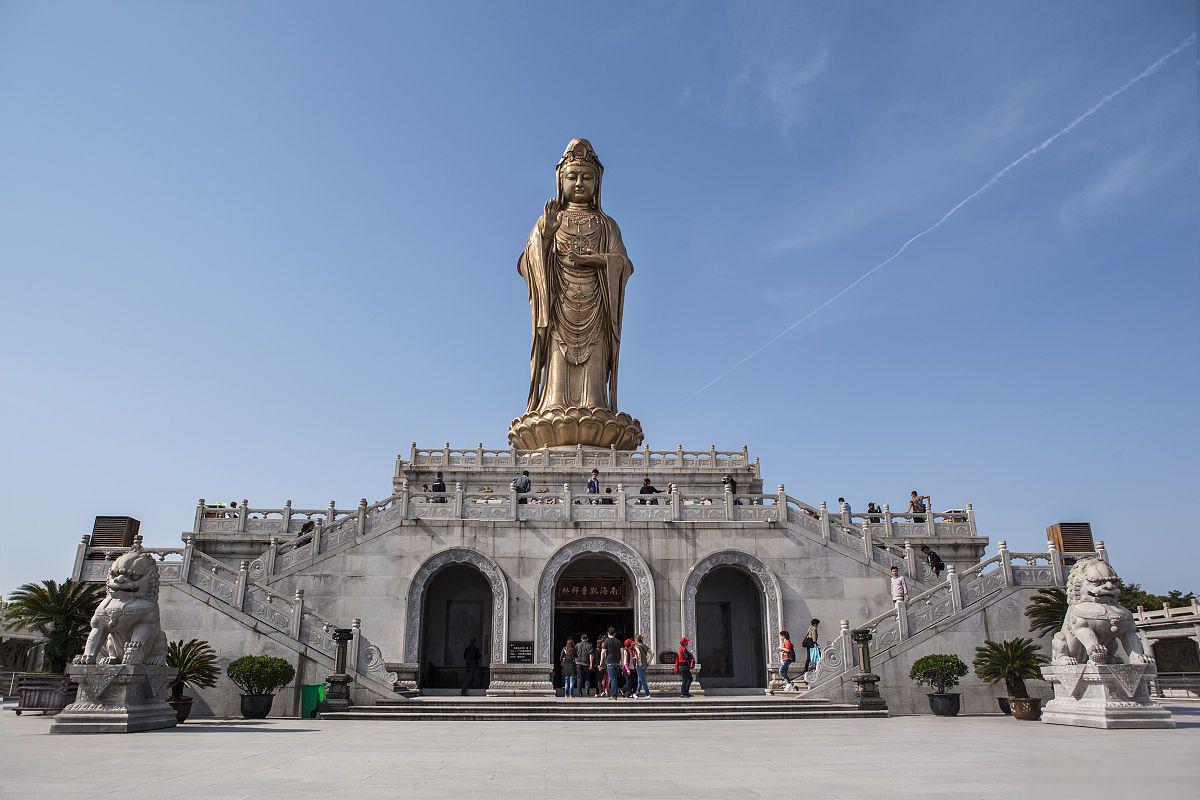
[
  {"left": 421, "top": 564, "right": 492, "bottom": 690},
  {"left": 552, "top": 556, "right": 636, "bottom": 657}
]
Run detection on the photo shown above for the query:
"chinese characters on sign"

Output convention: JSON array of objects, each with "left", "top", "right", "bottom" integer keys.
[{"left": 556, "top": 576, "right": 628, "bottom": 606}]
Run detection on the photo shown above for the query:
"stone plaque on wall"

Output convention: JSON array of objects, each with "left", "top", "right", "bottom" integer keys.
[
  {"left": 555, "top": 576, "right": 627, "bottom": 607},
  {"left": 507, "top": 640, "right": 534, "bottom": 663}
]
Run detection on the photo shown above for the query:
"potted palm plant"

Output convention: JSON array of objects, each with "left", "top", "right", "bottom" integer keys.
[
  {"left": 227, "top": 655, "right": 295, "bottom": 719},
  {"left": 973, "top": 638, "right": 1049, "bottom": 720},
  {"left": 909, "top": 653, "right": 969, "bottom": 716},
  {"left": 165, "top": 639, "right": 220, "bottom": 723}
]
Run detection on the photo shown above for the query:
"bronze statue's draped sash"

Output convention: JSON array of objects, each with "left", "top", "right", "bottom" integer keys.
[{"left": 518, "top": 212, "right": 633, "bottom": 413}]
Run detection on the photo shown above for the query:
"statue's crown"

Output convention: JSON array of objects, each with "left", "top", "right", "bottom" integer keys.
[{"left": 558, "top": 138, "right": 602, "bottom": 171}]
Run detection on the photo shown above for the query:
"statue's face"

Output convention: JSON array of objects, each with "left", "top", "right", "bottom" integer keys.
[
  {"left": 106, "top": 552, "right": 158, "bottom": 600},
  {"left": 1079, "top": 561, "right": 1121, "bottom": 602},
  {"left": 560, "top": 165, "right": 597, "bottom": 205}
]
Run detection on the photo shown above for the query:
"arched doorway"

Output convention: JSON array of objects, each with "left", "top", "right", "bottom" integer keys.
[
  {"left": 553, "top": 556, "right": 637, "bottom": 656},
  {"left": 681, "top": 551, "right": 782, "bottom": 691},
  {"left": 419, "top": 564, "right": 492, "bottom": 690}
]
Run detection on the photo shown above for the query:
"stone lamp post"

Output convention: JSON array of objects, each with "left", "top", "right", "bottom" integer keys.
[
  {"left": 316, "top": 628, "right": 355, "bottom": 715},
  {"left": 850, "top": 628, "right": 888, "bottom": 712}
]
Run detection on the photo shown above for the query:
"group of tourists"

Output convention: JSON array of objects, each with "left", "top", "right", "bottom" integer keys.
[
  {"left": 776, "top": 620, "right": 821, "bottom": 691},
  {"left": 561, "top": 629, "right": 654, "bottom": 698}
]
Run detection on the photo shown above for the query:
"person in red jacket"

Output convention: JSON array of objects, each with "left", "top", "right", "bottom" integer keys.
[{"left": 675, "top": 637, "right": 696, "bottom": 697}]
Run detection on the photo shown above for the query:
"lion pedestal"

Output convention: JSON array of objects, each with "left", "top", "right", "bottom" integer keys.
[
  {"left": 50, "top": 664, "right": 178, "bottom": 734},
  {"left": 1040, "top": 556, "right": 1173, "bottom": 730},
  {"left": 1041, "top": 663, "right": 1174, "bottom": 729}
]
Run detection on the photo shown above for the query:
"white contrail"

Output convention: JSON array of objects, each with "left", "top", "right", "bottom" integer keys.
[{"left": 679, "top": 33, "right": 1196, "bottom": 405}]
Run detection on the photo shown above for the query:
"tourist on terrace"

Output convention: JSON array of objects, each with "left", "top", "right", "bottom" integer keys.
[
  {"left": 724, "top": 475, "right": 741, "bottom": 505},
  {"left": 432, "top": 472, "right": 447, "bottom": 503},
  {"left": 633, "top": 633, "right": 651, "bottom": 698},
  {"left": 575, "top": 633, "right": 595, "bottom": 697},
  {"left": 890, "top": 566, "right": 909, "bottom": 603},
  {"left": 867, "top": 502, "right": 882, "bottom": 524},
  {"left": 621, "top": 638, "right": 637, "bottom": 697},
  {"left": 226, "top": 499, "right": 238, "bottom": 518},
  {"left": 908, "top": 490, "right": 930, "bottom": 523},
  {"left": 676, "top": 637, "right": 696, "bottom": 697},
  {"left": 639, "top": 478, "right": 662, "bottom": 505},
  {"left": 838, "top": 497, "right": 851, "bottom": 514},
  {"left": 921, "top": 545, "right": 945, "bottom": 578},
  {"left": 778, "top": 630, "right": 797, "bottom": 691},
  {"left": 601, "top": 627, "right": 623, "bottom": 699},
  {"left": 603, "top": 486, "right": 614, "bottom": 505},
  {"left": 461, "top": 637, "right": 481, "bottom": 696},
  {"left": 514, "top": 470, "right": 531, "bottom": 503},
  {"left": 802, "top": 619, "right": 821, "bottom": 673},
  {"left": 560, "top": 638, "right": 577, "bottom": 698},
  {"left": 586, "top": 469, "right": 600, "bottom": 503}
]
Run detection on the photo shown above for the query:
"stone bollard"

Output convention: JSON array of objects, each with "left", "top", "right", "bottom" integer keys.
[
  {"left": 850, "top": 628, "right": 888, "bottom": 712},
  {"left": 317, "top": 628, "right": 356, "bottom": 715}
]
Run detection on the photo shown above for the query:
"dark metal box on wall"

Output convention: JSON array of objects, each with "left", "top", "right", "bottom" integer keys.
[{"left": 90, "top": 516, "right": 140, "bottom": 549}]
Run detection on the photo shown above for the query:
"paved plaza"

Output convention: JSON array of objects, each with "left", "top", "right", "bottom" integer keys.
[{"left": 3, "top": 701, "right": 1196, "bottom": 800}]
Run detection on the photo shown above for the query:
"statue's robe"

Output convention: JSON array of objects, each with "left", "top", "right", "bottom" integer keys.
[{"left": 518, "top": 208, "right": 633, "bottom": 414}]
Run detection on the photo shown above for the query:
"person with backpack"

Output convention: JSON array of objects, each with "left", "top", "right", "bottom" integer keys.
[
  {"left": 600, "top": 627, "right": 624, "bottom": 700},
  {"left": 633, "top": 633, "right": 652, "bottom": 698},
  {"left": 575, "top": 633, "right": 594, "bottom": 697},
  {"left": 675, "top": 636, "right": 696, "bottom": 697},
  {"left": 777, "top": 630, "right": 797, "bottom": 691},
  {"left": 560, "top": 637, "right": 577, "bottom": 698},
  {"left": 920, "top": 544, "right": 945, "bottom": 578},
  {"left": 802, "top": 619, "right": 821, "bottom": 673}
]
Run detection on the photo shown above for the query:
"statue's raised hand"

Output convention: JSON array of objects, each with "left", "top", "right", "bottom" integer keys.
[{"left": 541, "top": 199, "right": 561, "bottom": 239}]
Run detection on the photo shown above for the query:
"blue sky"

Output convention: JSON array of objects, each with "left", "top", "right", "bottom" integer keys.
[{"left": 1, "top": 2, "right": 1196, "bottom": 595}]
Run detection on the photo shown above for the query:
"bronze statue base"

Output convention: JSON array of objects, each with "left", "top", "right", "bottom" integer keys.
[{"left": 508, "top": 406, "right": 644, "bottom": 450}]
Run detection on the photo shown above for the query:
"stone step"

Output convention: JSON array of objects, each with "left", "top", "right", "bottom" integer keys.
[
  {"left": 322, "top": 706, "right": 885, "bottom": 721},
  {"left": 371, "top": 698, "right": 831, "bottom": 709}
]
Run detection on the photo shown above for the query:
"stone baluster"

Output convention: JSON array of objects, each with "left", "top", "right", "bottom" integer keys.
[
  {"left": 180, "top": 533, "right": 194, "bottom": 582},
  {"left": 708, "top": 444, "right": 717, "bottom": 466},
  {"left": 562, "top": 483, "right": 573, "bottom": 523},
  {"left": 71, "top": 534, "right": 91, "bottom": 581},
  {"left": 882, "top": 504, "right": 894, "bottom": 538},
  {"left": 850, "top": 628, "right": 887, "bottom": 710},
  {"left": 356, "top": 498, "right": 368, "bottom": 539},
  {"left": 398, "top": 478, "right": 410, "bottom": 520},
  {"left": 753, "top": 457, "right": 761, "bottom": 479},
  {"left": 1048, "top": 540, "right": 1065, "bottom": 586},
  {"left": 410, "top": 442, "right": 418, "bottom": 463},
  {"left": 671, "top": 484, "right": 682, "bottom": 520},
  {"left": 291, "top": 589, "right": 304, "bottom": 638},
  {"left": 616, "top": 484, "right": 626, "bottom": 522},
  {"left": 776, "top": 484, "right": 787, "bottom": 524},
  {"left": 477, "top": 442, "right": 485, "bottom": 463},
  {"left": 861, "top": 520, "right": 873, "bottom": 562},
  {"left": 818, "top": 501, "right": 831, "bottom": 542},
  {"left": 310, "top": 520, "right": 323, "bottom": 562},
  {"left": 282, "top": 499, "right": 293, "bottom": 534},
  {"left": 838, "top": 619, "right": 852, "bottom": 668},
  {"left": 927, "top": 505, "right": 937, "bottom": 537},
  {"left": 326, "top": 500, "right": 336, "bottom": 525},
  {"left": 1136, "top": 604, "right": 1146, "bottom": 622},
  {"left": 723, "top": 483, "right": 734, "bottom": 521},
  {"left": 895, "top": 598, "right": 910, "bottom": 639},
  {"left": 904, "top": 541, "right": 918, "bottom": 578},
  {"left": 235, "top": 560, "right": 249, "bottom": 611},
  {"left": 509, "top": 445, "right": 517, "bottom": 465},
  {"left": 453, "top": 483, "right": 465, "bottom": 518},
  {"left": 998, "top": 540, "right": 1013, "bottom": 586},
  {"left": 609, "top": 444, "right": 617, "bottom": 467},
  {"left": 394, "top": 454, "right": 403, "bottom": 482},
  {"left": 237, "top": 499, "right": 248, "bottom": 532},
  {"left": 741, "top": 444, "right": 749, "bottom": 466},
  {"left": 946, "top": 565, "right": 962, "bottom": 612},
  {"left": 1096, "top": 540, "right": 1108, "bottom": 562},
  {"left": 841, "top": 501, "right": 851, "bottom": 525},
  {"left": 965, "top": 503, "right": 977, "bottom": 537},
  {"left": 575, "top": 443, "right": 583, "bottom": 466},
  {"left": 509, "top": 480, "right": 519, "bottom": 521},
  {"left": 194, "top": 498, "right": 206, "bottom": 533},
  {"left": 265, "top": 537, "right": 279, "bottom": 576},
  {"left": 443, "top": 442, "right": 451, "bottom": 462},
  {"left": 347, "top": 618, "right": 362, "bottom": 676},
  {"left": 676, "top": 444, "right": 684, "bottom": 467},
  {"left": 1162, "top": 601, "right": 1172, "bottom": 619}
]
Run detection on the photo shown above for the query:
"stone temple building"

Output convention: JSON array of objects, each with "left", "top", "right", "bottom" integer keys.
[{"left": 66, "top": 140, "right": 1100, "bottom": 715}]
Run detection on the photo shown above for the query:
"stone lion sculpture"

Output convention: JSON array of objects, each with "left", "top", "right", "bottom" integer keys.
[
  {"left": 1051, "top": 557, "right": 1152, "bottom": 667},
  {"left": 74, "top": 545, "right": 168, "bottom": 665}
]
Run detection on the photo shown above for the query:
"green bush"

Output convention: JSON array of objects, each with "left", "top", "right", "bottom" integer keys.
[
  {"left": 909, "top": 653, "right": 969, "bottom": 694},
  {"left": 227, "top": 655, "right": 295, "bottom": 696},
  {"left": 973, "top": 638, "right": 1048, "bottom": 699}
]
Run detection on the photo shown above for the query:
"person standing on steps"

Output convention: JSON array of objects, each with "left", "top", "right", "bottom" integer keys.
[
  {"left": 560, "top": 637, "right": 577, "bottom": 698},
  {"left": 461, "top": 637, "right": 481, "bottom": 696},
  {"left": 675, "top": 637, "right": 696, "bottom": 697},
  {"left": 890, "top": 565, "right": 909, "bottom": 603},
  {"left": 920, "top": 544, "right": 945, "bottom": 578},
  {"left": 586, "top": 469, "right": 601, "bottom": 503},
  {"left": 778, "top": 630, "right": 797, "bottom": 691},
  {"left": 600, "top": 627, "right": 623, "bottom": 699},
  {"left": 802, "top": 619, "right": 820, "bottom": 673},
  {"left": 634, "top": 633, "right": 651, "bottom": 698},
  {"left": 908, "top": 490, "right": 930, "bottom": 524},
  {"left": 575, "top": 633, "right": 594, "bottom": 697}
]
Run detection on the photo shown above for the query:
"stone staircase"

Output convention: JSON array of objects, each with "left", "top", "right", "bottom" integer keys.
[{"left": 320, "top": 695, "right": 887, "bottom": 721}]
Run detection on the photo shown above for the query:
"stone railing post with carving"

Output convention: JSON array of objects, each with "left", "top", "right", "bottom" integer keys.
[
  {"left": 819, "top": 502, "right": 831, "bottom": 542},
  {"left": 904, "top": 541, "right": 918, "bottom": 578},
  {"left": 235, "top": 560, "right": 249, "bottom": 611},
  {"left": 282, "top": 499, "right": 293, "bottom": 534},
  {"left": 453, "top": 484, "right": 464, "bottom": 519},
  {"left": 609, "top": 444, "right": 618, "bottom": 467},
  {"left": 966, "top": 503, "right": 977, "bottom": 538},
  {"left": 946, "top": 565, "right": 962, "bottom": 612},
  {"left": 237, "top": 499, "right": 248, "bottom": 532},
  {"left": 841, "top": 502, "right": 851, "bottom": 525},
  {"left": 670, "top": 484, "right": 682, "bottom": 520},
  {"left": 399, "top": 479, "right": 410, "bottom": 519},
  {"left": 723, "top": 485, "right": 734, "bottom": 521},
  {"left": 882, "top": 504, "right": 894, "bottom": 538},
  {"left": 291, "top": 589, "right": 304, "bottom": 638},
  {"left": 347, "top": 618, "right": 362, "bottom": 676},
  {"left": 861, "top": 521, "right": 873, "bottom": 561},
  {"left": 895, "top": 598, "right": 910, "bottom": 639},
  {"left": 998, "top": 540, "right": 1013, "bottom": 586},
  {"left": 71, "top": 535, "right": 90, "bottom": 582},
  {"left": 509, "top": 480, "right": 519, "bottom": 520},
  {"left": 265, "top": 538, "right": 279, "bottom": 576},
  {"left": 1096, "top": 540, "right": 1108, "bottom": 562},
  {"left": 776, "top": 484, "right": 787, "bottom": 524},
  {"left": 194, "top": 498, "right": 205, "bottom": 533},
  {"left": 327, "top": 500, "right": 337, "bottom": 525},
  {"left": 310, "top": 521, "right": 323, "bottom": 562},
  {"left": 356, "top": 498, "right": 368, "bottom": 539},
  {"left": 562, "top": 483, "right": 572, "bottom": 523},
  {"left": 1048, "top": 541, "right": 1065, "bottom": 585},
  {"left": 616, "top": 484, "right": 626, "bottom": 522},
  {"left": 180, "top": 534, "right": 194, "bottom": 581}
]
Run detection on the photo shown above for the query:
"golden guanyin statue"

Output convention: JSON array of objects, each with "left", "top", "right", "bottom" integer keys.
[{"left": 508, "top": 139, "right": 644, "bottom": 450}]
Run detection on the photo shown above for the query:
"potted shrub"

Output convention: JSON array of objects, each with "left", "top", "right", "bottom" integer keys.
[
  {"left": 165, "top": 639, "right": 220, "bottom": 723},
  {"left": 909, "top": 653, "right": 969, "bottom": 716},
  {"left": 973, "top": 637, "right": 1049, "bottom": 721},
  {"left": 227, "top": 655, "right": 295, "bottom": 719}
]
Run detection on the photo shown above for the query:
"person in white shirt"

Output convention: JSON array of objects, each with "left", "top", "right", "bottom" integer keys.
[{"left": 890, "top": 565, "right": 909, "bottom": 602}]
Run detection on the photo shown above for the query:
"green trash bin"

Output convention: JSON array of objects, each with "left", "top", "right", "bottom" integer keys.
[{"left": 300, "top": 683, "right": 326, "bottom": 719}]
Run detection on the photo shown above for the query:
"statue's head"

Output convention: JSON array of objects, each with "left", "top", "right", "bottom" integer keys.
[
  {"left": 556, "top": 138, "right": 603, "bottom": 210},
  {"left": 106, "top": 546, "right": 160, "bottom": 602},
  {"left": 1065, "top": 557, "right": 1121, "bottom": 606}
]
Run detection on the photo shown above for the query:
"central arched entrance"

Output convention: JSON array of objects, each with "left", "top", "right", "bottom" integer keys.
[
  {"left": 420, "top": 564, "right": 492, "bottom": 691},
  {"left": 553, "top": 556, "right": 636, "bottom": 652}
]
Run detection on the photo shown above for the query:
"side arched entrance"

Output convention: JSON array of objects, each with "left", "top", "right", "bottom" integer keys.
[
  {"left": 404, "top": 549, "right": 509, "bottom": 691},
  {"left": 682, "top": 551, "right": 783, "bottom": 690}
]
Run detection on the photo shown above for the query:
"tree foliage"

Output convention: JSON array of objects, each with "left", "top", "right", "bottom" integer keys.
[
  {"left": 972, "top": 638, "right": 1048, "bottom": 698},
  {"left": 909, "top": 653, "right": 969, "bottom": 694},
  {"left": 1025, "top": 588, "right": 1068, "bottom": 638},
  {"left": 166, "top": 639, "right": 220, "bottom": 700},
  {"left": 1118, "top": 582, "right": 1196, "bottom": 613},
  {"left": 227, "top": 655, "right": 295, "bottom": 695},
  {"left": 5, "top": 579, "right": 104, "bottom": 674}
]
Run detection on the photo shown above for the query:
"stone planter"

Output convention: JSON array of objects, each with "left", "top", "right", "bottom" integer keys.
[
  {"left": 996, "top": 697, "right": 1012, "bottom": 715},
  {"left": 1009, "top": 697, "right": 1042, "bottom": 721},
  {"left": 167, "top": 696, "right": 193, "bottom": 724},
  {"left": 240, "top": 694, "right": 274, "bottom": 719},
  {"left": 927, "top": 692, "right": 961, "bottom": 716},
  {"left": 14, "top": 675, "right": 77, "bottom": 716}
]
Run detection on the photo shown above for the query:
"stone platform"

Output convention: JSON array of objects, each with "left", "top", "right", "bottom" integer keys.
[
  {"left": 49, "top": 664, "right": 178, "bottom": 734},
  {"left": 1041, "top": 663, "right": 1175, "bottom": 729}
]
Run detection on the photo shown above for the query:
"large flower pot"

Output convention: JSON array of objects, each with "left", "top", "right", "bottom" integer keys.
[
  {"left": 927, "top": 692, "right": 961, "bottom": 716},
  {"left": 167, "top": 696, "right": 193, "bottom": 724},
  {"left": 240, "top": 694, "right": 274, "bottom": 719},
  {"left": 996, "top": 697, "right": 1012, "bottom": 715},
  {"left": 1009, "top": 697, "right": 1042, "bottom": 721}
]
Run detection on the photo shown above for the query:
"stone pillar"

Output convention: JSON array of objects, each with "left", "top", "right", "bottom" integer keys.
[
  {"left": 946, "top": 565, "right": 962, "bottom": 612},
  {"left": 562, "top": 483, "right": 572, "bottom": 523},
  {"left": 317, "top": 628, "right": 355, "bottom": 715},
  {"left": 356, "top": 498, "right": 368, "bottom": 539},
  {"left": 282, "top": 499, "right": 293, "bottom": 534},
  {"left": 616, "top": 484, "right": 626, "bottom": 522},
  {"left": 193, "top": 498, "right": 206, "bottom": 533},
  {"left": 850, "top": 628, "right": 887, "bottom": 711},
  {"left": 1048, "top": 540, "right": 1065, "bottom": 585},
  {"left": 290, "top": 589, "right": 304, "bottom": 638},
  {"left": 234, "top": 561, "right": 249, "bottom": 611},
  {"left": 776, "top": 483, "right": 787, "bottom": 524},
  {"left": 998, "top": 540, "right": 1014, "bottom": 586},
  {"left": 882, "top": 504, "right": 894, "bottom": 539},
  {"left": 861, "top": 521, "right": 873, "bottom": 561},
  {"left": 904, "top": 541, "right": 918, "bottom": 578},
  {"left": 818, "top": 502, "right": 830, "bottom": 542},
  {"left": 71, "top": 535, "right": 90, "bottom": 582},
  {"left": 265, "top": 538, "right": 278, "bottom": 576}
]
